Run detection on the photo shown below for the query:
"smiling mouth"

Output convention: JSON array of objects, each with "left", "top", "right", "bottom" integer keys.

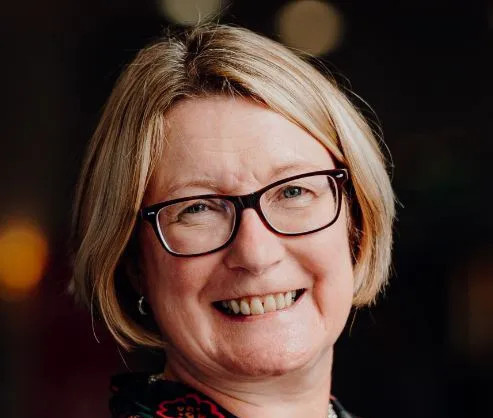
[{"left": 213, "top": 289, "right": 306, "bottom": 316}]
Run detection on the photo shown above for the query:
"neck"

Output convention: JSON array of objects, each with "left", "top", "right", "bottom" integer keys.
[{"left": 163, "top": 347, "right": 334, "bottom": 418}]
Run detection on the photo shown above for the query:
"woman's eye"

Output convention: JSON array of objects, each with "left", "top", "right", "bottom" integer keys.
[
  {"left": 182, "top": 203, "right": 208, "bottom": 214},
  {"left": 282, "top": 186, "right": 304, "bottom": 198}
]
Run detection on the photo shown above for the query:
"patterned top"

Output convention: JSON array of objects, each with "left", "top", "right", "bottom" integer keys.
[{"left": 110, "top": 373, "right": 356, "bottom": 418}]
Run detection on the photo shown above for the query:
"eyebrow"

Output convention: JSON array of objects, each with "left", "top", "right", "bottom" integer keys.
[
  {"left": 268, "top": 162, "right": 330, "bottom": 179},
  {"left": 163, "top": 162, "right": 330, "bottom": 198},
  {"left": 163, "top": 178, "right": 222, "bottom": 197}
]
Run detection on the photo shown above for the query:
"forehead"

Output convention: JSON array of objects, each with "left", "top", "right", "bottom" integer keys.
[{"left": 148, "top": 96, "right": 334, "bottom": 200}]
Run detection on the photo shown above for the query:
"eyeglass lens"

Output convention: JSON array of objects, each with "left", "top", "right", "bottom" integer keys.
[{"left": 157, "top": 174, "right": 339, "bottom": 255}]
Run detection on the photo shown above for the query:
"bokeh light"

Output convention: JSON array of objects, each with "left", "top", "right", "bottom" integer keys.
[
  {"left": 277, "top": 0, "right": 344, "bottom": 56},
  {"left": 0, "top": 220, "right": 49, "bottom": 301},
  {"left": 158, "top": 0, "right": 224, "bottom": 26},
  {"left": 464, "top": 251, "right": 493, "bottom": 361}
]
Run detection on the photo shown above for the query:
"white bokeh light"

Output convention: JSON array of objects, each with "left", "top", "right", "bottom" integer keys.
[{"left": 277, "top": 0, "right": 344, "bottom": 56}]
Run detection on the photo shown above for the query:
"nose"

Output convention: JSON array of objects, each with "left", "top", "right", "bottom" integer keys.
[{"left": 223, "top": 208, "right": 284, "bottom": 275}]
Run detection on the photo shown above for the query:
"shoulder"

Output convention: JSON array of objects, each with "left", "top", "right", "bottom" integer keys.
[{"left": 332, "top": 397, "right": 361, "bottom": 418}]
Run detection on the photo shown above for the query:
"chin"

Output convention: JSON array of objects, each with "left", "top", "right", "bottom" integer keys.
[{"left": 218, "top": 343, "right": 321, "bottom": 378}]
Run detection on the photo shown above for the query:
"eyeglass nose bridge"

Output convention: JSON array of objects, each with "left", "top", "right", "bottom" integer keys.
[
  {"left": 235, "top": 192, "right": 260, "bottom": 210},
  {"left": 231, "top": 190, "right": 274, "bottom": 234}
]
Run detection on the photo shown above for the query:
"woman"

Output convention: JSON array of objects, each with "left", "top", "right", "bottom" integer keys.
[{"left": 71, "top": 24, "right": 395, "bottom": 417}]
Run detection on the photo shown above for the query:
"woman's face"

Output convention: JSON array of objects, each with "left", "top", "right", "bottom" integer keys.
[{"left": 140, "top": 96, "right": 354, "bottom": 378}]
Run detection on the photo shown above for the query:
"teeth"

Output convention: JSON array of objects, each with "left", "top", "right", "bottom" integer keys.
[
  {"left": 263, "top": 295, "right": 277, "bottom": 312},
  {"left": 250, "top": 297, "right": 264, "bottom": 315},
  {"left": 219, "top": 290, "right": 302, "bottom": 316},
  {"left": 275, "top": 293, "right": 286, "bottom": 309},
  {"left": 240, "top": 299, "right": 251, "bottom": 315},
  {"left": 284, "top": 291, "right": 293, "bottom": 307},
  {"left": 230, "top": 299, "right": 240, "bottom": 314}
]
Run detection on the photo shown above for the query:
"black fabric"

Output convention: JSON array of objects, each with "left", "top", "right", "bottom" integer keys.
[{"left": 110, "top": 372, "right": 356, "bottom": 417}]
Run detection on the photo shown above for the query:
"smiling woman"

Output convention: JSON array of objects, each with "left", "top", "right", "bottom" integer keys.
[{"left": 71, "top": 24, "right": 395, "bottom": 417}]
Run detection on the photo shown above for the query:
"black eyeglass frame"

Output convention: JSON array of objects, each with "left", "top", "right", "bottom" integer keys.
[{"left": 140, "top": 169, "right": 349, "bottom": 257}]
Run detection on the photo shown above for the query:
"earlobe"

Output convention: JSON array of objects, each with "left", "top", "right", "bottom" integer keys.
[{"left": 138, "top": 295, "right": 149, "bottom": 315}]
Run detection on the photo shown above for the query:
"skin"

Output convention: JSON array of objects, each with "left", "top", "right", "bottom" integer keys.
[{"left": 139, "top": 96, "right": 354, "bottom": 417}]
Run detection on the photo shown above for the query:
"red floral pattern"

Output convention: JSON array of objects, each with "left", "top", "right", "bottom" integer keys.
[{"left": 157, "top": 392, "right": 226, "bottom": 418}]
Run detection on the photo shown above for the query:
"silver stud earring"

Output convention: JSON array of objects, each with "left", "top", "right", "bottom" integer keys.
[{"left": 138, "top": 296, "right": 147, "bottom": 315}]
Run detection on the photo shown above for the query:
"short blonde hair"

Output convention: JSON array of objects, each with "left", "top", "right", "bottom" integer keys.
[{"left": 71, "top": 24, "right": 395, "bottom": 350}]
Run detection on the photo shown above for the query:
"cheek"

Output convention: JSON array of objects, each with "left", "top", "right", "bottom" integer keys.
[
  {"left": 157, "top": 258, "right": 216, "bottom": 297},
  {"left": 293, "top": 211, "right": 353, "bottom": 276},
  {"left": 140, "top": 230, "right": 220, "bottom": 304},
  {"left": 288, "top": 216, "right": 354, "bottom": 317},
  {"left": 139, "top": 235, "right": 221, "bottom": 337}
]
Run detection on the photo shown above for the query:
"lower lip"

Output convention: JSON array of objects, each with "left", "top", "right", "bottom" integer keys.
[{"left": 214, "top": 290, "right": 307, "bottom": 322}]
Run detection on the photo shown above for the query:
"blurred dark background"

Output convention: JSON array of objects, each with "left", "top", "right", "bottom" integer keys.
[{"left": 1, "top": 0, "right": 492, "bottom": 417}]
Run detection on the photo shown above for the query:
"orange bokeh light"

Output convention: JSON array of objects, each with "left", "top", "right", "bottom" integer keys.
[{"left": 0, "top": 221, "right": 49, "bottom": 300}]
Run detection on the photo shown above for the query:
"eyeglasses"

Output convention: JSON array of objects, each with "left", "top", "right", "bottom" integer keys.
[{"left": 140, "top": 169, "right": 348, "bottom": 257}]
